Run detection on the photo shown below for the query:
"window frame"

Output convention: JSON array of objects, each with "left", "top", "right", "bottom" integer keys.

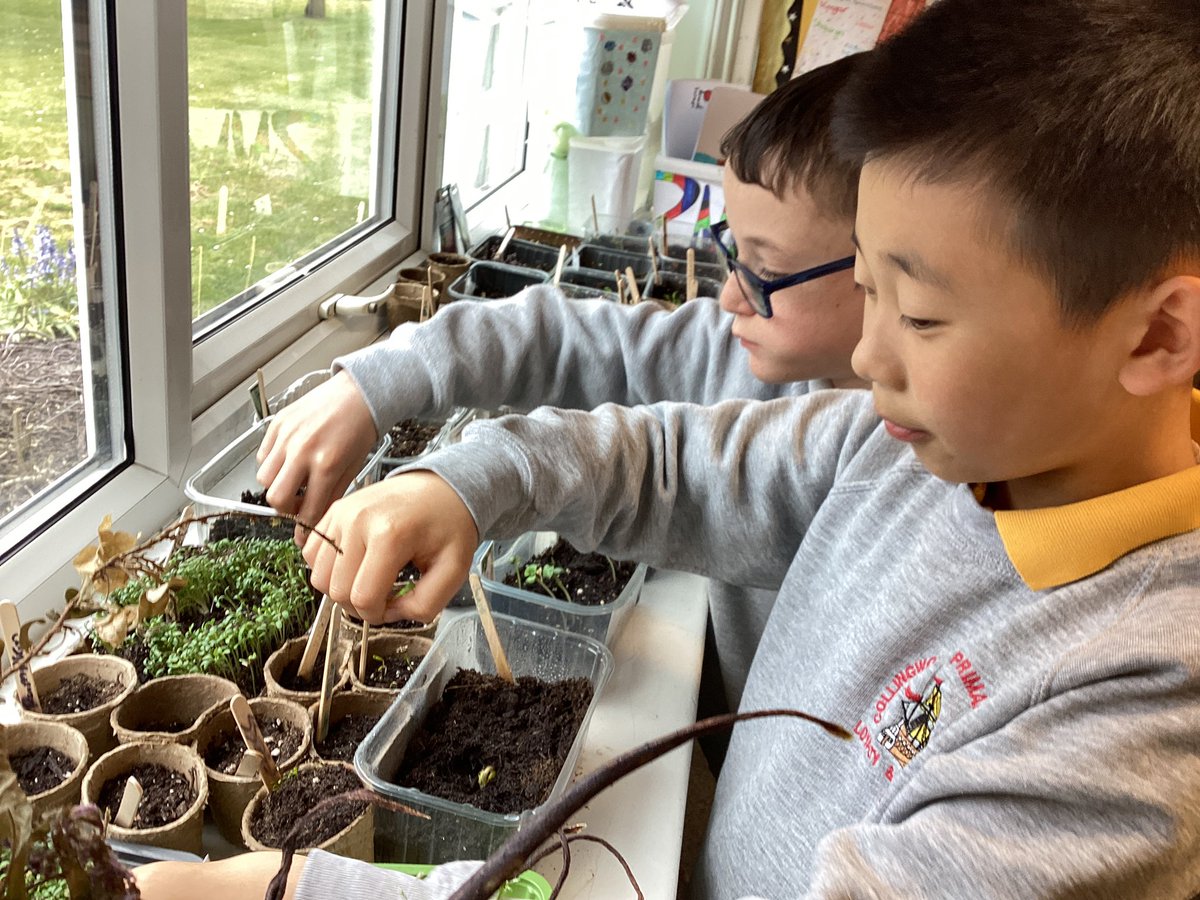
[{"left": 1, "top": 0, "right": 433, "bottom": 621}]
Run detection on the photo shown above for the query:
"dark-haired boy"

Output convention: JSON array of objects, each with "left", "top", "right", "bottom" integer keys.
[
  {"left": 296, "top": 0, "right": 1200, "bottom": 895},
  {"left": 258, "top": 54, "right": 866, "bottom": 713}
]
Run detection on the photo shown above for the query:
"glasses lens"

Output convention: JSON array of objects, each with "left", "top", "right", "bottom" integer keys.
[{"left": 731, "top": 267, "right": 769, "bottom": 317}]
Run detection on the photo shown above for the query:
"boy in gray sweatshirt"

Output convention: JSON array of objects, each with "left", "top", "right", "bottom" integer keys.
[
  {"left": 257, "top": 55, "right": 866, "bottom": 714},
  {"left": 290, "top": 1, "right": 1200, "bottom": 896}
]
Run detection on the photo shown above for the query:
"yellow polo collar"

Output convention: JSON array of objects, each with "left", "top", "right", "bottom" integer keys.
[{"left": 991, "top": 391, "right": 1200, "bottom": 591}]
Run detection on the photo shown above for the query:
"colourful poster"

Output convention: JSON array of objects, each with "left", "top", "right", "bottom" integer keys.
[{"left": 794, "top": 0, "right": 930, "bottom": 76}]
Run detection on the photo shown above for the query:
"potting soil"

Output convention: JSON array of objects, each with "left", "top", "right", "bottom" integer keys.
[
  {"left": 279, "top": 648, "right": 336, "bottom": 691},
  {"left": 205, "top": 717, "right": 305, "bottom": 774},
  {"left": 502, "top": 537, "right": 637, "bottom": 606},
  {"left": 33, "top": 672, "right": 120, "bottom": 714},
  {"left": 394, "top": 668, "right": 592, "bottom": 813},
  {"left": 97, "top": 763, "right": 196, "bottom": 829},
  {"left": 364, "top": 652, "right": 420, "bottom": 690},
  {"left": 251, "top": 764, "right": 366, "bottom": 848},
  {"left": 387, "top": 419, "right": 441, "bottom": 457},
  {"left": 11, "top": 746, "right": 76, "bottom": 796},
  {"left": 315, "top": 714, "right": 381, "bottom": 762}
]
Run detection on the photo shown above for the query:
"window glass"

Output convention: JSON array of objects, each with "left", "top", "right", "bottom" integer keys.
[
  {"left": 188, "top": 0, "right": 387, "bottom": 330},
  {"left": 441, "top": 0, "right": 530, "bottom": 211},
  {"left": 0, "top": 0, "right": 124, "bottom": 549}
]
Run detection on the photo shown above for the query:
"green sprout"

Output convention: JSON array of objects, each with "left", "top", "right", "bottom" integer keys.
[{"left": 477, "top": 765, "right": 497, "bottom": 789}]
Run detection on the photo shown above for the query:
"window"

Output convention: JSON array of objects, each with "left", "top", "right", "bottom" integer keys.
[
  {"left": 189, "top": 0, "right": 393, "bottom": 335},
  {"left": 0, "top": 0, "right": 126, "bottom": 557},
  {"left": 440, "top": 0, "right": 531, "bottom": 211}
]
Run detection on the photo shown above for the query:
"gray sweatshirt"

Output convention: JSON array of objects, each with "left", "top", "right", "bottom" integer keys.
[
  {"left": 336, "top": 286, "right": 827, "bottom": 707},
  {"left": 394, "top": 390, "right": 1200, "bottom": 899}
]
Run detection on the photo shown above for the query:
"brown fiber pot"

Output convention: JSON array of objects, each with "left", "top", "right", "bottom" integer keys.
[
  {"left": 347, "top": 633, "right": 432, "bottom": 697},
  {"left": 20, "top": 655, "right": 138, "bottom": 759},
  {"left": 111, "top": 674, "right": 239, "bottom": 745},
  {"left": 397, "top": 266, "right": 446, "bottom": 298},
  {"left": 386, "top": 283, "right": 440, "bottom": 329},
  {"left": 426, "top": 252, "right": 471, "bottom": 290},
  {"left": 4, "top": 720, "right": 90, "bottom": 819},
  {"left": 307, "top": 691, "right": 395, "bottom": 763},
  {"left": 241, "top": 761, "right": 374, "bottom": 861},
  {"left": 263, "top": 635, "right": 351, "bottom": 707},
  {"left": 82, "top": 740, "right": 208, "bottom": 855},
  {"left": 191, "top": 697, "right": 313, "bottom": 846}
]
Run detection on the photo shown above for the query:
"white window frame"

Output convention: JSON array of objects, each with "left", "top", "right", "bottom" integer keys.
[{"left": 1, "top": 0, "right": 434, "bottom": 623}]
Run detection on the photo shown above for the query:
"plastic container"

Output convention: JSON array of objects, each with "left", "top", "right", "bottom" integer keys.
[
  {"left": 468, "top": 236, "right": 566, "bottom": 273},
  {"left": 354, "top": 612, "right": 614, "bottom": 864},
  {"left": 644, "top": 271, "right": 724, "bottom": 305},
  {"left": 661, "top": 239, "right": 721, "bottom": 266},
  {"left": 374, "top": 864, "right": 552, "bottom": 899},
  {"left": 446, "top": 261, "right": 547, "bottom": 302},
  {"left": 185, "top": 417, "right": 385, "bottom": 540},
  {"left": 559, "top": 267, "right": 628, "bottom": 297},
  {"left": 575, "top": 244, "right": 653, "bottom": 281},
  {"left": 474, "top": 532, "right": 647, "bottom": 646},
  {"left": 511, "top": 225, "right": 582, "bottom": 251},
  {"left": 657, "top": 254, "right": 725, "bottom": 283},
  {"left": 586, "top": 232, "right": 657, "bottom": 256},
  {"left": 373, "top": 408, "right": 474, "bottom": 480},
  {"left": 555, "top": 281, "right": 618, "bottom": 302}
]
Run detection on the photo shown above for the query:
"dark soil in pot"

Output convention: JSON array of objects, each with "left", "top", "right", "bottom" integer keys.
[
  {"left": 314, "top": 714, "right": 381, "bottom": 762},
  {"left": 207, "top": 489, "right": 296, "bottom": 543},
  {"left": 387, "top": 420, "right": 441, "bottom": 457},
  {"left": 29, "top": 673, "right": 120, "bottom": 714},
  {"left": 249, "top": 764, "right": 367, "bottom": 848},
  {"left": 10, "top": 746, "right": 77, "bottom": 796},
  {"left": 502, "top": 537, "right": 637, "bottom": 606},
  {"left": 204, "top": 716, "right": 305, "bottom": 775},
  {"left": 277, "top": 646, "right": 341, "bottom": 693},
  {"left": 96, "top": 763, "right": 197, "bottom": 829},
  {"left": 362, "top": 654, "right": 419, "bottom": 690},
  {"left": 395, "top": 668, "right": 592, "bottom": 813}
]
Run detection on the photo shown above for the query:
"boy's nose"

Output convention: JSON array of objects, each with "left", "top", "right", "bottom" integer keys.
[
  {"left": 718, "top": 273, "right": 754, "bottom": 316},
  {"left": 851, "top": 300, "right": 899, "bottom": 388}
]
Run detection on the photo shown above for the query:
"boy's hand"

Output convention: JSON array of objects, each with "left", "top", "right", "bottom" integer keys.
[
  {"left": 303, "top": 471, "right": 479, "bottom": 624},
  {"left": 255, "top": 370, "right": 379, "bottom": 540}
]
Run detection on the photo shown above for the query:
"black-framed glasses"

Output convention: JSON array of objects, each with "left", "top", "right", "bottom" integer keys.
[{"left": 708, "top": 220, "right": 855, "bottom": 319}]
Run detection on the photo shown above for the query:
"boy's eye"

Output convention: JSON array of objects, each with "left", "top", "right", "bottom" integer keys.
[
  {"left": 855, "top": 282, "right": 877, "bottom": 297},
  {"left": 900, "top": 315, "right": 938, "bottom": 331},
  {"left": 758, "top": 268, "right": 784, "bottom": 281}
]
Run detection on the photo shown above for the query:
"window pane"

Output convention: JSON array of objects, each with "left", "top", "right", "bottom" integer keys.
[
  {"left": 189, "top": 0, "right": 388, "bottom": 329},
  {"left": 442, "top": 0, "right": 530, "bottom": 211},
  {"left": 0, "top": 0, "right": 124, "bottom": 547}
]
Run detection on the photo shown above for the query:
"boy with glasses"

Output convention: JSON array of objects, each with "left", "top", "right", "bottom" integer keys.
[{"left": 257, "top": 54, "right": 867, "bottom": 718}]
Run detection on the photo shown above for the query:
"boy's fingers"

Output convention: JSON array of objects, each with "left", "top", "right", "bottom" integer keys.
[
  {"left": 303, "top": 524, "right": 340, "bottom": 596},
  {"left": 383, "top": 546, "right": 475, "bottom": 624},
  {"left": 350, "top": 547, "right": 408, "bottom": 624},
  {"left": 328, "top": 534, "right": 366, "bottom": 611},
  {"left": 255, "top": 418, "right": 280, "bottom": 465}
]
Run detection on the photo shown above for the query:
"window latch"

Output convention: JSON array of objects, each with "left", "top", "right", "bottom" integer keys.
[{"left": 318, "top": 286, "right": 392, "bottom": 321}]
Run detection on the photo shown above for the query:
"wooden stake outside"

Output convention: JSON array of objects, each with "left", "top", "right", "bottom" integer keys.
[
  {"left": 552, "top": 245, "right": 567, "bottom": 286},
  {"left": 316, "top": 605, "right": 343, "bottom": 743},
  {"left": 114, "top": 777, "right": 143, "bottom": 828},
  {"left": 297, "top": 595, "right": 333, "bottom": 681},
  {"left": 686, "top": 248, "right": 698, "bottom": 302},
  {"left": 625, "top": 266, "right": 642, "bottom": 304},
  {"left": 230, "top": 695, "right": 280, "bottom": 788},
  {"left": 469, "top": 574, "right": 514, "bottom": 684}
]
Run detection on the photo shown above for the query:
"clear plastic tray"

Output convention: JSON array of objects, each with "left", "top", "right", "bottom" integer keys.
[
  {"left": 373, "top": 407, "right": 474, "bottom": 480},
  {"left": 184, "top": 417, "right": 386, "bottom": 540},
  {"left": 354, "top": 612, "right": 613, "bottom": 864},
  {"left": 473, "top": 531, "right": 647, "bottom": 646}
]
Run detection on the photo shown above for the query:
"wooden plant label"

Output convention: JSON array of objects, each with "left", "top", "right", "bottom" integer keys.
[
  {"left": 0, "top": 600, "right": 40, "bottom": 711},
  {"left": 469, "top": 573, "right": 515, "bottom": 684},
  {"left": 297, "top": 595, "right": 333, "bottom": 681},
  {"left": 229, "top": 695, "right": 280, "bottom": 788},
  {"left": 625, "top": 266, "right": 642, "bottom": 304},
  {"left": 235, "top": 748, "right": 264, "bottom": 779},
  {"left": 114, "top": 776, "right": 143, "bottom": 828},
  {"left": 686, "top": 248, "right": 698, "bottom": 302},
  {"left": 552, "top": 245, "right": 567, "bottom": 285},
  {"left": 358, "top": 619, "right": 370, "bottom": 683},
  {"left": 316, "top": 604, "right": 343, "bottom": 743}
]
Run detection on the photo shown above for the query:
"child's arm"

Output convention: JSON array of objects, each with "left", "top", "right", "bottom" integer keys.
[
  {"left": 305, "top": 391, "right": 880, "bottom": 623},
  {"left": 257, "top": 287, "right": 785, "bottom": 528}
]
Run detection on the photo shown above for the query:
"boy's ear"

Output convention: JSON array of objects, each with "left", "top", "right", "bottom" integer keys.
[{"left": 1118, "top": 275, "right": 1200, "bottom": 396}]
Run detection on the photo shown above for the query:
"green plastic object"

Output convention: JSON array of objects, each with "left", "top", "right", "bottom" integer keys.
[
  {"left": 373, "top": 863, "right": 553, "bottom": 899},
  {"left": 541, "top": 121, "right": 576, "bottom": 231}
]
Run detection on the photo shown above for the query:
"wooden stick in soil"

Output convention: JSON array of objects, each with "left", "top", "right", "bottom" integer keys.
[
  {"left": 235, "top": 748, "right": 264, "bottom": 779},
  {"left": 613, "top": 270, "right": 625, "bottom": 305},
  {"left": 297, "top": 595, "right": 333, "bottom": 681},
  {"left": 468, "top": 573, "right": 514, "bottom": 684},
  {"left": 447, "top": 709, "right": 852, "bottom": 900},
  {"left": 625, "top": 266, "right": 642, "bottom": 304},
  {"left": 686, "top": 248, "right": 698, "bottom": 302},
  {"left": 590, "top": 195, "right": 599, "bottom": 234},
  {"left": 648, "top": 239, "right": 658, "bottom": 282},
  {"left": 661, "top": 215, "right": 668, "bottom": 258},
  {"left": 229, "top": 695, "right": 280, "bottom": 789},
  {"left": 493, "top": 226, "right": 516, "bottom": 262},
  {"left": 552, "top": 244, "right": 567, "bottom": 286},
  {"left": 315, "top": 604, "right": 343, "bottom": 743},
  {"left": 255, "top": 368, "right": 271, "bottom": 418},
  {"left": 357, "top": 619, "right": 370, "bottom": 683},
  {"left": 113, "top": 776, "right": 143, "bottom": 829},
  {"left": 0, "top": 600, "right": 39, "bottom": 711},
  {"left": 426, "top": 266, "right": 438, "bottom": 315}
]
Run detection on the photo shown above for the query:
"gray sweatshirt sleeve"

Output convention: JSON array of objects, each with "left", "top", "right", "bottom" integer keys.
[
  {"left": 411, "top": 391, "right": 881, "bottom": 590},
  {"left": 295, "top": 851, "right": 482, "bottom": 899},
  {"left": 333, "top": 285, "right": 792, "bottom": 434}
]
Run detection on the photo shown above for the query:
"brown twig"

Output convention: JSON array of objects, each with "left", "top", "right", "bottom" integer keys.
[{"left": 447, "top": 709, "right": 851, "bottom": 900}]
